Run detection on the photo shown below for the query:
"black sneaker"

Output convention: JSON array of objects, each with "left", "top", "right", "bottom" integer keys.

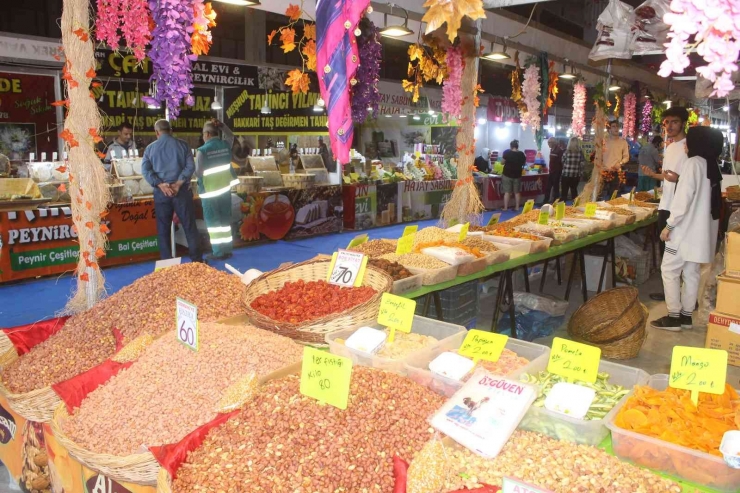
[
  {"left": 649, "top": 293, "right": 666, "bottom": 301},
  {"left": 650, "top": 316, "right": 682, "bottom": 332},
  {"left": 680, "top": 314, "right": 693, "bottom": 329}
]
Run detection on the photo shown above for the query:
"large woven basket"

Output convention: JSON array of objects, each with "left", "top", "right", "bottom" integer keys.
[
  {"left": 244, "top": 259, "right": 393, "bottom": 345},
  {"left": 567, "top": 287, "right": 642, "bottom": 344},
  {"left": 571, "top": 304, "right": 648, "bottom": 360},
  {"left": 51, "top": 404, "right": 160, "bottom": 485}
]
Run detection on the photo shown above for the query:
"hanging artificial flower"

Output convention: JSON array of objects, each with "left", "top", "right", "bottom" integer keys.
[
  {"left": 351, "top": 16, "right": 382, "bottom": 123},
  {"left": 545, "top": 61, "right": 558, "bottom": 115},
  {"left": 192, "top": 1, "right": 217, "bottom": 56},
  {"left": 421, "top": 0, "right": 486, "bottom": 43},
  {"left": 658, "top": 0, "right": 739, "bottom": 97},
  {"left": 441, "top": 46, "right": 464, "bottom": 120},
  {"left": 640, "top": 99, "right": 653, "bottom": 134},
  {"left": 266, "top": 2, "right": 317, "bottom": 94},
  {"left": 622, "top": 92, "right": 637, "bottom": 140},
  {"left": 403, "top": 43, "right": 447, "bottom": 103},
  {"left": 571, "top": 82, "right": 586, "bottom": 138},
  {"left": 95, "top": 0, "right": 151, "bottom": 61},
  {"left": 146, "top": 0, "right": 196, "bottom": 118},
  {"left": 612, "top": 93, "right": 620, "bottom": 117},
  {"left": 521, "top": 64, "right": 541, "bottom": 131}
]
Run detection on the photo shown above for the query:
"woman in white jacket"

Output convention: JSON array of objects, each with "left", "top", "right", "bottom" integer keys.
[{"left": 652, "top": 126, "right": 724, "bottom": 331}]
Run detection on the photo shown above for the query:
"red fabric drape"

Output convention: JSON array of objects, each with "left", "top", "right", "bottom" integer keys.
[{"left": 3, "top": 316, "right": 71, "bottom": 356}]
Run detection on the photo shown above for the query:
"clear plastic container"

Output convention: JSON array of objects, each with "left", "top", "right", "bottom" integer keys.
[
  {"left": 391, "top": 274, "right": 423, "bottom": 295},
  {"left": 405, "top": 338, "right": 549, "bottom": 398},
  {"left": 606, "top": 374, "right": 740, "bottom": 492},
  {"left": 481, "top": 235, "right": 552, "bottom": 254},
  {"left": 457, "top": 257, "right": 488, "bottom": 276},
  {"left": 489, "top": 241, "right": 531, "bottom": 259},
  {"left": 325, "top": 316, "right": 465, "bottom": 375},
  {"left": 485, "top": 249, "right": 510, "bottom": 266},
  {"left": 405, "top": 264, "right": 458, "bottom": 286},
  {"left": 509, "top": 358, "right": 649, "bottom": 446}
]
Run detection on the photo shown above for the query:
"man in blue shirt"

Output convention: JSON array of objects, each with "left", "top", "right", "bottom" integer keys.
[{"left": 141, "top": 119, "right": 203, "bottom": 263}]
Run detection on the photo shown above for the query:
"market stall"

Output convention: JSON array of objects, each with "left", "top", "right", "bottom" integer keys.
[{"left": 476, "top": 174, "right": 549, "bottom": 210}]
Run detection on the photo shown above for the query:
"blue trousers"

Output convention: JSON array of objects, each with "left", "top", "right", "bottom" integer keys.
[{"left": 153, "top": 185, "right": 202, "bottom": 262}]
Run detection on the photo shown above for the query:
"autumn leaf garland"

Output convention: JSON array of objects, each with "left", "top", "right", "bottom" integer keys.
[
  {"left": 422, "top": 0, "right": 486, "bottom": 43},
  {"left": 266, "top": 2, "right": 317, "bottom": 94}
]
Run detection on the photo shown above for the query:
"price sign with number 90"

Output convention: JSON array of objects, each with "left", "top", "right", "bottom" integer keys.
[
  {"left": 176, "top": 298, "right": 199, "bottom": 351},
  {"left": 327, "top": 249, "right": 368, "bottom": 288}
]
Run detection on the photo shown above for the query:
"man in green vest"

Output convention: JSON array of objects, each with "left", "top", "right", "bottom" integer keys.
[{"left": 196, "top": 120, "right": 238, "bottom": 260}]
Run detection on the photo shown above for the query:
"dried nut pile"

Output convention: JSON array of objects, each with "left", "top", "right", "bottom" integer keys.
[
  {"left": 172, "top": 368, "right": 444, "bottom": 493},
  {"left": 336, "top": 330, "right": 438, "bottom": 359},
  {"left": 349, "top": 239, "right": 398, "bottom": 258},
  {"left": 62, "top": 323, "right": 302, "bottom": 456},
  {"left": 2, "top": 263, "right": 245, "bottom": 393},
  {"left": 607, "top": 197, "right": 657, "bottom": 208},
  {"left": 408, "top": 430, "right": 682, "bottom": 493},
  {"left": 412, "top": 227, "right": 457, "bottom": 245},
  {"left": 461, "top": 348, "right": 528, "bottom": 380},
  {"left": 379, "top": 253, "right": 448, "bottom": 270},
  {"left": 600, "top": 206, "right": 637, "bottom": 217},
  {"left": 460, "top": 237, "right": 499, "bottom": 253},
  {"left": 368, "top": 258, "right": 413, "bottom": 281},
  {"left": 498, "top": 210, "right": 540, "bottom": 228}
]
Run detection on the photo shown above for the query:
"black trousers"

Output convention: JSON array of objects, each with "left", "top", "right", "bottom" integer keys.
[
  {"left": 546, "top": 170, "right": 561, "bottom": 203},
  {"left": 153, "top": 185, "right": 202, "bottom": 262},
  {"left": 658, "top": 209, "right": 670, "bottom": 256},
  {"left": 560, "top": 176, "right": 580, "bottom": 201}
]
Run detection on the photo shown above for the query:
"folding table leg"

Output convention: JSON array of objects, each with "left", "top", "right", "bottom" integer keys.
[
  {"left": 598, "top": 245, "right": 608, "bottom": 293},
  {"left": 610, "top": 238, "right": 617, "bottom": 288},
  {"left": 433, "top": 292, "right": 444, "bottom": 321},
  {"left": 491, "top": 271, "right": 508, "bottom": 333},
  {"left": 506, "top": 270, "right": 517, "bottom": 339},
  {"left": 579, "top": 250, "right": 589, "bottom": 302},
  {"left": 422, "top": 293, "right": 431, "bottom": 316},
  {"left": 522, "top": 266, "right": 530, "bottom": 293},
  {"left": 539, "top": 260, "right": 549, "bottom": 292},
  {"left": 556, "top": 256, "right": 562, "bottom": 285},
  {"left": 564, "top": 252, "right": 578, "bottom": 301}
]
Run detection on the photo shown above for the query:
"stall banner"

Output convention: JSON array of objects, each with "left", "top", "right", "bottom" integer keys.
[
  {"left": 0, "top": 394, "right": 32, "bottom": 489},
  {"left": 0, "top": 201, "right": 160, "bottom": 283},
  {"left": 342, "top": 184, "right": 377, "bottom": 230},
  {"left": 235, "top": 185, "right": 342, "bottom": 245},
  {"left": 0, "top": 72, "right": 58, "bottom": 159},
  {"left": 376, "top": 80, "right": 442, "bottom": 117},
  {"left": 43, "top": 423, "right": 84, "bottom": 493},
  {"left": 400, "top": 180, "right": 454, "bottom": 222},
  {"left": 486, "top": 96, "right": 522, "bottom": 123},
  {"left": 223, "top": 86, "right": 327, "bottom": 134},
  {"left": 81, "top": 464, "right": 154, "bottom": 493}
]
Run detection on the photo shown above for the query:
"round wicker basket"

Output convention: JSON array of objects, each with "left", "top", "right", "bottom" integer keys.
[
  {"left": 51, "top": 404, "right": 160, "bottom": 485},
  {"left": 571, "top": 304, "right": 648, "bottom": 360},
  {"left": 567, "top": 287, "right": 642, "bottom": 344},
  {"left": 244, "top": 259, "right": 393, "bottom": 346}
]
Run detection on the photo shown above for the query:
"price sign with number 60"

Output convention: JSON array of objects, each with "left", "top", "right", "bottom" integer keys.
[
  {"left": 176, "top": 298, "right": 199, "bottom": 351},
  {"left": 327, "top": 249, "right": 368, "bottom": 287}
]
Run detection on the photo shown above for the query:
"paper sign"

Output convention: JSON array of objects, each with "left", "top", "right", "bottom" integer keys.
[
  {"left": 629, "top": 187, "right": 636, "bottom": 204},
  {"left": 350, "top": 172, "right": 360, "bottom": 181},
  {"left": 327, "top": 250, "right": 368, "bottom": 287},
  {"left": 610, "top": 189, "right": 618, "bottom": 200},
  {"left": 487, "top": 212, "right": 502, "bottom": 226},
  {"left": 402, "top": 225, "right": 418, "bottom": 237},
  {"left": 555, "top": 202, "right": 565, "bottom": 220},
  {"left": 396, "top": 233, "right": 415, "bottom": 255},
  {"left": 300, "top": 347, "right": 352, "bottom": 410},
  {"left": 458, "top": 222, "right": 470, "bottom": 242},
  {"left": 502, "top": 477, "right": 553, "bottom": 493},
  {"left": 522, "top": 200, "right": 534, "bottom": 214},
  {"left": 155, "top": 257, "right": 181, "bottom": 271},
  {"left": 176, "top": 298, "right": 199, "bottom": 352},
  {"left": 573, "top": 197, "right": 581, "bottom": 207},
  {"left": 670, "top": 346, "right": 728, "bottom": 405},
  {"left": 378, "top": 292, "right": 415, "bottom": 335},
  {"left": 342, "top": 175, "right": 351, "bottom": 184},
  {"left": 347, "top": 234, "right": 368, "bottom": 249},
  {"left": 537, "top": 210, "right": 550, "bottom": 225},
  {"left": 459, "top": 330, "right": 509, "bottom": 363},
  {"left": 547, "top": 337, "right": 601, "bottom": 383},
  {"left": 584, "top": 202, "right": 597, "bottom": 218}
]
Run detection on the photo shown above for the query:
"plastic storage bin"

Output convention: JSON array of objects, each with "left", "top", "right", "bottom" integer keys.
[
  {"left": 607, "top": 374, "right": 740, "bottom": 492},
  {"left": 481, "top": 235, "right": 552, "bottom": 254},
  {"left": 391, "top": 274, "right": 423, "bottom": 295},
  {"left": 325, "top": 315, "right": 465, "bottom": 375},
  {"left": 405, "top": 338, "right": 549, "bottom": 398},
  {"left": 509, "top": 358, "right": 649, "bottom": 446}
]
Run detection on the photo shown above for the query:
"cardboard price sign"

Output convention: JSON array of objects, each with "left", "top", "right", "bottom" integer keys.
[
  {"left": 555, "top": 202, "right": 565, "bottom": 221},
  {"left": 584, "top": 202, "right": 597, "bottom": 218},
  {"left": 487, "top": 212, "right": 502, "bottom": 226},
  {"left": 327, "top": 249, "right": 368, "bottom": 287},
  {"left": 670, "top": 346, "right": 728, "bottom": 405},
  {"left": 300, "top": 347, "right": 353, "bottom": 410},
  {"left": 522, "top": 200, "right": 535, "bottom": 214},
  {"left": 458, "top": 223, "right": 470, "bottom": 242},
  {"left": 378, "top": 292, "right": 416, "bottom": 343},
  {"left": 547, "top": 337, "right": 601, "bottom": 383},
  {"left": 176, "top": 297, "right": 199, "bottom": 352},
  {"left": 458, "top": 330, "right": 509, "bottom": 363},
  {"left": 537, "top": 210, "right": 550, "bottom": 225},
  {"left": 396, "top": 233, "right": 415, "bottom": 255}
]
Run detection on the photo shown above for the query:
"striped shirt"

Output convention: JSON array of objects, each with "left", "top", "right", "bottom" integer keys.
[{"left": 562, "top": 150, "right": 585, "bottom": 177}]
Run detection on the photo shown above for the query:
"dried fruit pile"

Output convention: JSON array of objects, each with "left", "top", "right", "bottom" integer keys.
[
  {"left": 172, "top": 368, "right": 444, "bottom": 492},
  {"left": 407, "top": 430, "right": 682, "bottom": 493},
  {"left": 460, "top": 236, "right": 499, "bottom": 253},
  {"left": 62, "top": 323, "right": 302, "bottom": 456},
  {"left": 2, "top": 263, "right": 245, "bottom": 393},
  {"left": 336, "top": 330, "right": 438, "bottom": 360},
  {"left": 379, "top": 253, "right": 449, "bottom": 270},
  {"left": 414, "top": 240, "right": 486, "bottom": 259},
  {"left": 368, "top": 258, "right": 413, "bottom": 280},
  {"left": 461, "top": 348, "right": 529, "bottom": 380},
  {"left": 250, "top": 280, "right": 376, "bottom": 324}
]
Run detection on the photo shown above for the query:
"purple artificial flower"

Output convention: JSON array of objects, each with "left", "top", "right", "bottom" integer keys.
[{"left": 351, "top": 16, "right": 382, "bottom": 123}]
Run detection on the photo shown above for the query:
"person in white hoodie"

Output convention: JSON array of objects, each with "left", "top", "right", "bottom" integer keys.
[{"left": 651, "top": 126, "right": 724, "bottom": 331}]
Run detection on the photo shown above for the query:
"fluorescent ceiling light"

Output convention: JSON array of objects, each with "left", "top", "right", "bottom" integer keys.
[
  {"left": 211, "top": 98, "right": 222, "bottom": 110},
  {"left": 412, "top": 114, "right": 420, "bottom": 120},
  {"left": 478, "top": 117, "right": 487, "bottom": 124},
  {"left": 399, "top": 114, "right": 407, "bottom": 118},
  {"left": 608, "top": 85, "right": 621, "bottom": 91}
]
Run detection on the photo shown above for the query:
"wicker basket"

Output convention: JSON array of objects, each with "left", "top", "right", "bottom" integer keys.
[
  {"left": 244, "top": 259, "right": 393, "bottom": 346},
  {"left": 567, "top": 287, "right": 642, "bottom": 344},
  {"left": 573, "top": 304, "right": 648, "bottom": 360},
  {"left": 51, "top": 404, "right": 160, "bottom": 485}
]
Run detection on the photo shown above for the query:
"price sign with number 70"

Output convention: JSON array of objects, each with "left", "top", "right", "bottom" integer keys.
[
  {"left": 327, "top": 249, "right": 368, "bottom": 288},
  {"left": 176, "top": 298, "right": 199, "bottom": 352}
]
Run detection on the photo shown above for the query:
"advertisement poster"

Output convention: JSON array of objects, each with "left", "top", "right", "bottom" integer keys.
[
  {"left": 400, "top": 179, "right": 454, "bottom": 222},
  {"left": 0, "top": 201, "right": 160, "bottom": 283},
  {"left": 0, "top": 72, "right": 58, "bottom": 159}
]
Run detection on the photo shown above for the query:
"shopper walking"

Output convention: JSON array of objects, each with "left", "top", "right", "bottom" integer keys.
[
  {"left": 651, "top": 126, "right": 723, "bottom": 331},
  {"left": 598, "top": 120, "right": 630, "bottom": 200},
  {"left": 561, "top": 137, "right": 585, "bottom": 201},
  {"left": 642, "top": 107, "right": 689, "bottom": 301},
  {"left": 475, "top": 148, "right": 491, "bottom": 173},
  {"left": 502, "top": 140, "right": 526, "bottom": 210},
  {"left": 104, "top": 122, "right": 135, "bottom": 170},
  {"left": 546, "top": 138, "right": 564, "bottom": 203},
  {"left": 141, "top": 119, "right": 203, "bottom": 263},
  {"left": 197, "top": 120, "right": 239, "bottom": 261},
  {"left": 637, "top": 135, "right": 663, "bottom": 191}
]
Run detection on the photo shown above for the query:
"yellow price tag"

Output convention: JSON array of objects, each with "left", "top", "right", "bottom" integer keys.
[
  {"left": 547, "top": 337, "right": 601, "bottom": 383},
  {"left": 347, "top": 234, "right": 368, "bottom": 249},
  {"left": 395, "top": 233, "right": 414, "bottom": 255},
  {"left": 458, "top": 222, "right": 470, "bottom": 242},
  {"left": 326, "top": 250, "right": 368, "bottom": 287},
  {"left": 584, "top": 202, "right": 597, "bottom": 218},
  {"left": 537, "top": 210, "right": 550, "bottom": 225},
  {"left": 458, "top": 330, "right": 509, "bottom": 363},
  {"left": 522, "top": 200, "right": 534, "bottom": 214},
  {"left": 300, "top": 347, "right": 353, "bottom": 410},
  {"left": 629, "top": 186, "right": 636, "bottom": 204},
  {"left": 378, "top": 292, "right": 416, "bottom": 344},
  {"left": 350, "top": 172, "right": 360, "bottom": 182},
  {"left": 487, "top": 212, "right": 501, "bottom": 226},
  {"left": 342, "top": 175, "right": 351, "bottom": 184},
  {"left": 402, "top": 225, "right": 418, "bottom": 237},
  {"left": 573, "top": 197, "right": 581, "bottom": 207},
  {"left": 555, "top": 202, "right": 565, "bottom": 220},
  {"left": 669, "top": 346, "right": 728, "bottom": 406},
  {"left": 610, "top": 189, "right": 618, "bottom": 200}
]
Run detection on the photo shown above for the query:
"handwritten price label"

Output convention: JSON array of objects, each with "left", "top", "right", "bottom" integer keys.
[
  {"left": 378, "top": 293, "right": 416, "bottom": 343},
  {"left": 611, "top": 189, "right": 618, "bottom": 201},
  {"left": 458, "top": 222, "right": 470, "bottom": 242},
  {"left": 487, "top": 212, "right": 502, "bottom": 226},
  {"left": 555, "top": 202, "right": 565, "bottom": 221},
  {"left": 629, "top": 186, "right": 636, "bottom": 204},
  {"left": 327, "top": 249, "right": 367, "bottom": 287},
  {"left": 402, "top": 225, "right": 418, "bottom": 237},
  {"left": 458, "top": 330, "right": 509, "bottom": 363},
  {"left": 537, "top": 210, "right": 550, "bottom": 225},
  {"left": 176, "top": 297, "right": 199, "bottom": 352},
  {"left": 300, "top": 347, "right": 353, "bottom": 410},
  {"left": 522, "top": 200, "right": 535, "bottom": 214},
  {"left": 347, "top": 234, "right": 368, "bottom": 249},
  {"left": 670, "top": 346, "right": 728, "bottom": 405},
  {"left": 396, "top": 233, "right": 415, "bottom": 255},
  {"left": 547, "top": 337, "right": 601, "bottom": 383},
  {"left": 584, "top": 202, "right": 597, "bottom": 218}
]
